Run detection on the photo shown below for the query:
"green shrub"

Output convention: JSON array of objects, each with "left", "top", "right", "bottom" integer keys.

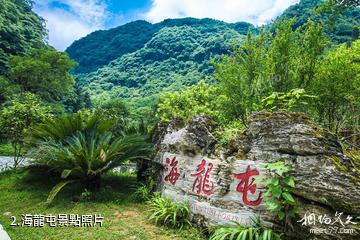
[
  {"left": 28, "top": 113, "right": 152, "bottom": 204},
  {"left": 210, "top": 220, "right": 282, "bottom": 240},
  {"left": 263, "top": 162, "right": 297, "bottom": 230},
  {"left": 216, "top": 120, "right": 245, "bottom": 146},
  {"left": 156, "top": 80, "right": 226, "bottom": 124},
  {"left": 147, "top": 193, "right": 191, "bottom": 229},
  {"left": 261, "top": 89, "right": 316, "bottom": 112}
]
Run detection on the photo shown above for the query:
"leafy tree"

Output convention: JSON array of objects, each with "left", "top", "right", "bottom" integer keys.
[
  {"left": 275, "top": 0, "right": 360, "bottom": 44},
  {"left": 96, "top": 99, "right": 129, "bottom": 120},
  {"left": 95, "top": 99, "right": 132, "bottom": 136},
  {"left": 63, "top": 83, "right": 92, "bottom": 113},
  {"left": 28, "top": 113, "right": 152, "bottom": 204},
  {"left": 7, "top": 48, "right": 77, "bottom": 102},
  {"left": 156, "top": 80, "right": 224, "bottom": 123},
  {"left": 267, "top": 19, "right": 298, "bottom": 92},
  {"left": 311, "top": 39, "right": 360, "bottom": 133},
  {"left": 263, "top": 162, "right": 297, "bottom": 232},
  {"left": 213, "top": 19, "right": 327, "bottom": 124},
  {"left": 0, "top": 93, "right": 52, "bottom": 167},
  {"left": 295, "top": 20, "right": 328, "bottom": 88},
  {"left": 213, "top": 32, "right": 268, "bottom": 125}
]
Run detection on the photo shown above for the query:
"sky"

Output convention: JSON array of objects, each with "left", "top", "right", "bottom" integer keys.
[{"left": 34, "top": 0, "right": 300, "bottom": 50}]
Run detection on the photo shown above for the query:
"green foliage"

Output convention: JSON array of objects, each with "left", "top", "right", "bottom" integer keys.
[
  {"left": 331, "top": 0, "right": 360, "bottom": 7},
  {"left": 63, "top": 83, "right": 92, "bottom": 113},
  {"left": 263, "top": 162, "right": 297, "bottom": 230},
  {"left": 275, "top": 0, "right": 360, "bottom": 43},
  {"left": 94, "top": 99, "right": 133, "bottom": 136},
  {"left": 66, "top": 18, "right": 254, "bottom": 74},
  {"left": 7, "top": 48, "right": 77, "bottom": 102},
  {"left": 66, "top": 20, "right": 160, "bottom": 74},
  {"left": 131, "top": 183, "right": 152, "bottom": 202},
  {"left": 147, "top": 193, "right": 191, "bottom": 229},
  {"left": 28, "top": 113, "right": 152, "bottom": 204},
  {"left": 216, "top": 120, "right": 245, "bottom": 146},
  {"left": 79, "top": 188, "right": 93, "bottom": 202},
  {"left": 311, "top": 39, "right": 360, "bottom": 133},
  {"left": 214, "top": 19, "right": 326, "bottom": 123},
  {"left": 96, "top": 99, "right": 129, "bottom": 120},
  {"left": 0, "top": 143, "right": 13, "bottom": 156},
  {"left": 63, "top": 2, "right": 359, "bottom": 118},
  {"left": 0, "top": 76, "right": 20, "bottom": 105},
  {"left": 213, "top": 32, "right": 268, "bottom": 124},
  {"left": 296, "top": 20, "right": 328, "bottom": 89},
  {"left": 267, "top": 19, "right": 299, "bottom": 92},
  {"left": 70, "top": 19, "right": 247, "bottom": 108},
  {"left": 0, "top": 0, "right": 47, "bottom": 74},
  {"left": 262, "top": 89, "right": 317, "bottom": 112},
  {"left": 0, "top": 93, "right": 52, "bottom": 166},
  {"left": 156, "top": 80, "right": 225, "bottom": 123},
  {"left": 210, "top": 220, "right": 282, "bottom": 240}
]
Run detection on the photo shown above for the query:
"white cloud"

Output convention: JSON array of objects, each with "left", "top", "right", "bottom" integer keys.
[
  {"left": 34, "top": 0, "right": 301, "bottom": 50},
  {"left": 34, "top": 0, "right": 108, "bottom": 50},
  {"left": 144, "top": 0, "right": 300, "bottom": 25}
]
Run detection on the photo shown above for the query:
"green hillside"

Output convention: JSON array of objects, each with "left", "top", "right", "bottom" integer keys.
[
  {"left": 68, "top": 18, "right": 253, "bottom": 105},
  {"left": 275, "top": 0, "right": 359, "bottom": 42},
  {"left": 65, "top": 0, "right": 359, "bottom": 108}
]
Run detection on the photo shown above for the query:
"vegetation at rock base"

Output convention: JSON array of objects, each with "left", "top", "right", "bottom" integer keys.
[
  {"left": 209, "top": 220, "right": 282, "bottom": 240},
  {"left": 147, "top": 193, "right": 192, "bottom": 229},
  {"left": 263, "top": 162, "right": 297, "bottom": 231}
]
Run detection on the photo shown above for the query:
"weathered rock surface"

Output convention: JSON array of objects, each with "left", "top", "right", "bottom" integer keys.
[{"left": 154, "top": 112, "right": 360, "bottom": 240}]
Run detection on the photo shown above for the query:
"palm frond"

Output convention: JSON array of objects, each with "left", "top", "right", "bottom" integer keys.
[{"left": 47, "top": 180, "right": 77, "bottom": 204}]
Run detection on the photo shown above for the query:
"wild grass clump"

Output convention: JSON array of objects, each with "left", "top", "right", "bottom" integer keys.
[{"left": 147, "top": 193, "right": 191, "bottom": 229}]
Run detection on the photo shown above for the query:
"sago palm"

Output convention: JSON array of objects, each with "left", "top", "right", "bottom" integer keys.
[{"left": 28, "top": 113, "right": 152, "bottom": 204}]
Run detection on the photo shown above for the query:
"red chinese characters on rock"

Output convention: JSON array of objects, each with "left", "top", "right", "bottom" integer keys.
[
  {"left": 234, "top": 165, "right": 263, "bottom": 207},
  {"left": 164, "top": 156, "right": 180, "bottom": 185},
  {"left": 191, "top": 159, "right": 215, "bottom": 196}
]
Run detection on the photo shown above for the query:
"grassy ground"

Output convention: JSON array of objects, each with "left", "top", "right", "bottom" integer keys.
[{"left": 0, "top": 169, "right": 205, "bottom": 240}]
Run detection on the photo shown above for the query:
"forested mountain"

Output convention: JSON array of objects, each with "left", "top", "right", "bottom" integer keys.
[
  {"left": 67, "top": 19, "right": 254, "bottom": 74},
  {"left": 276, "top": 0, "right": 359, "bottom": 42},
  {"left": 66, "top": 0, "right": 359, "bottom": 107},
  {"left": 69, "top": 19, "right": 253, "bottom": 106}
]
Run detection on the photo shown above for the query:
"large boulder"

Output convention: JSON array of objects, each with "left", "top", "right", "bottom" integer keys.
[{"left": 153, "top": 111, "right": 360, "bottom": 240}]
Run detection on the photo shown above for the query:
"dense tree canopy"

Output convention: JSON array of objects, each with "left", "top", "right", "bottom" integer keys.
[
  {"left": 0, "top": 0, "right": 47, "bottom": 74},
  {"left": 7, "top": 48, "right": 76, "bottom": 102}
]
